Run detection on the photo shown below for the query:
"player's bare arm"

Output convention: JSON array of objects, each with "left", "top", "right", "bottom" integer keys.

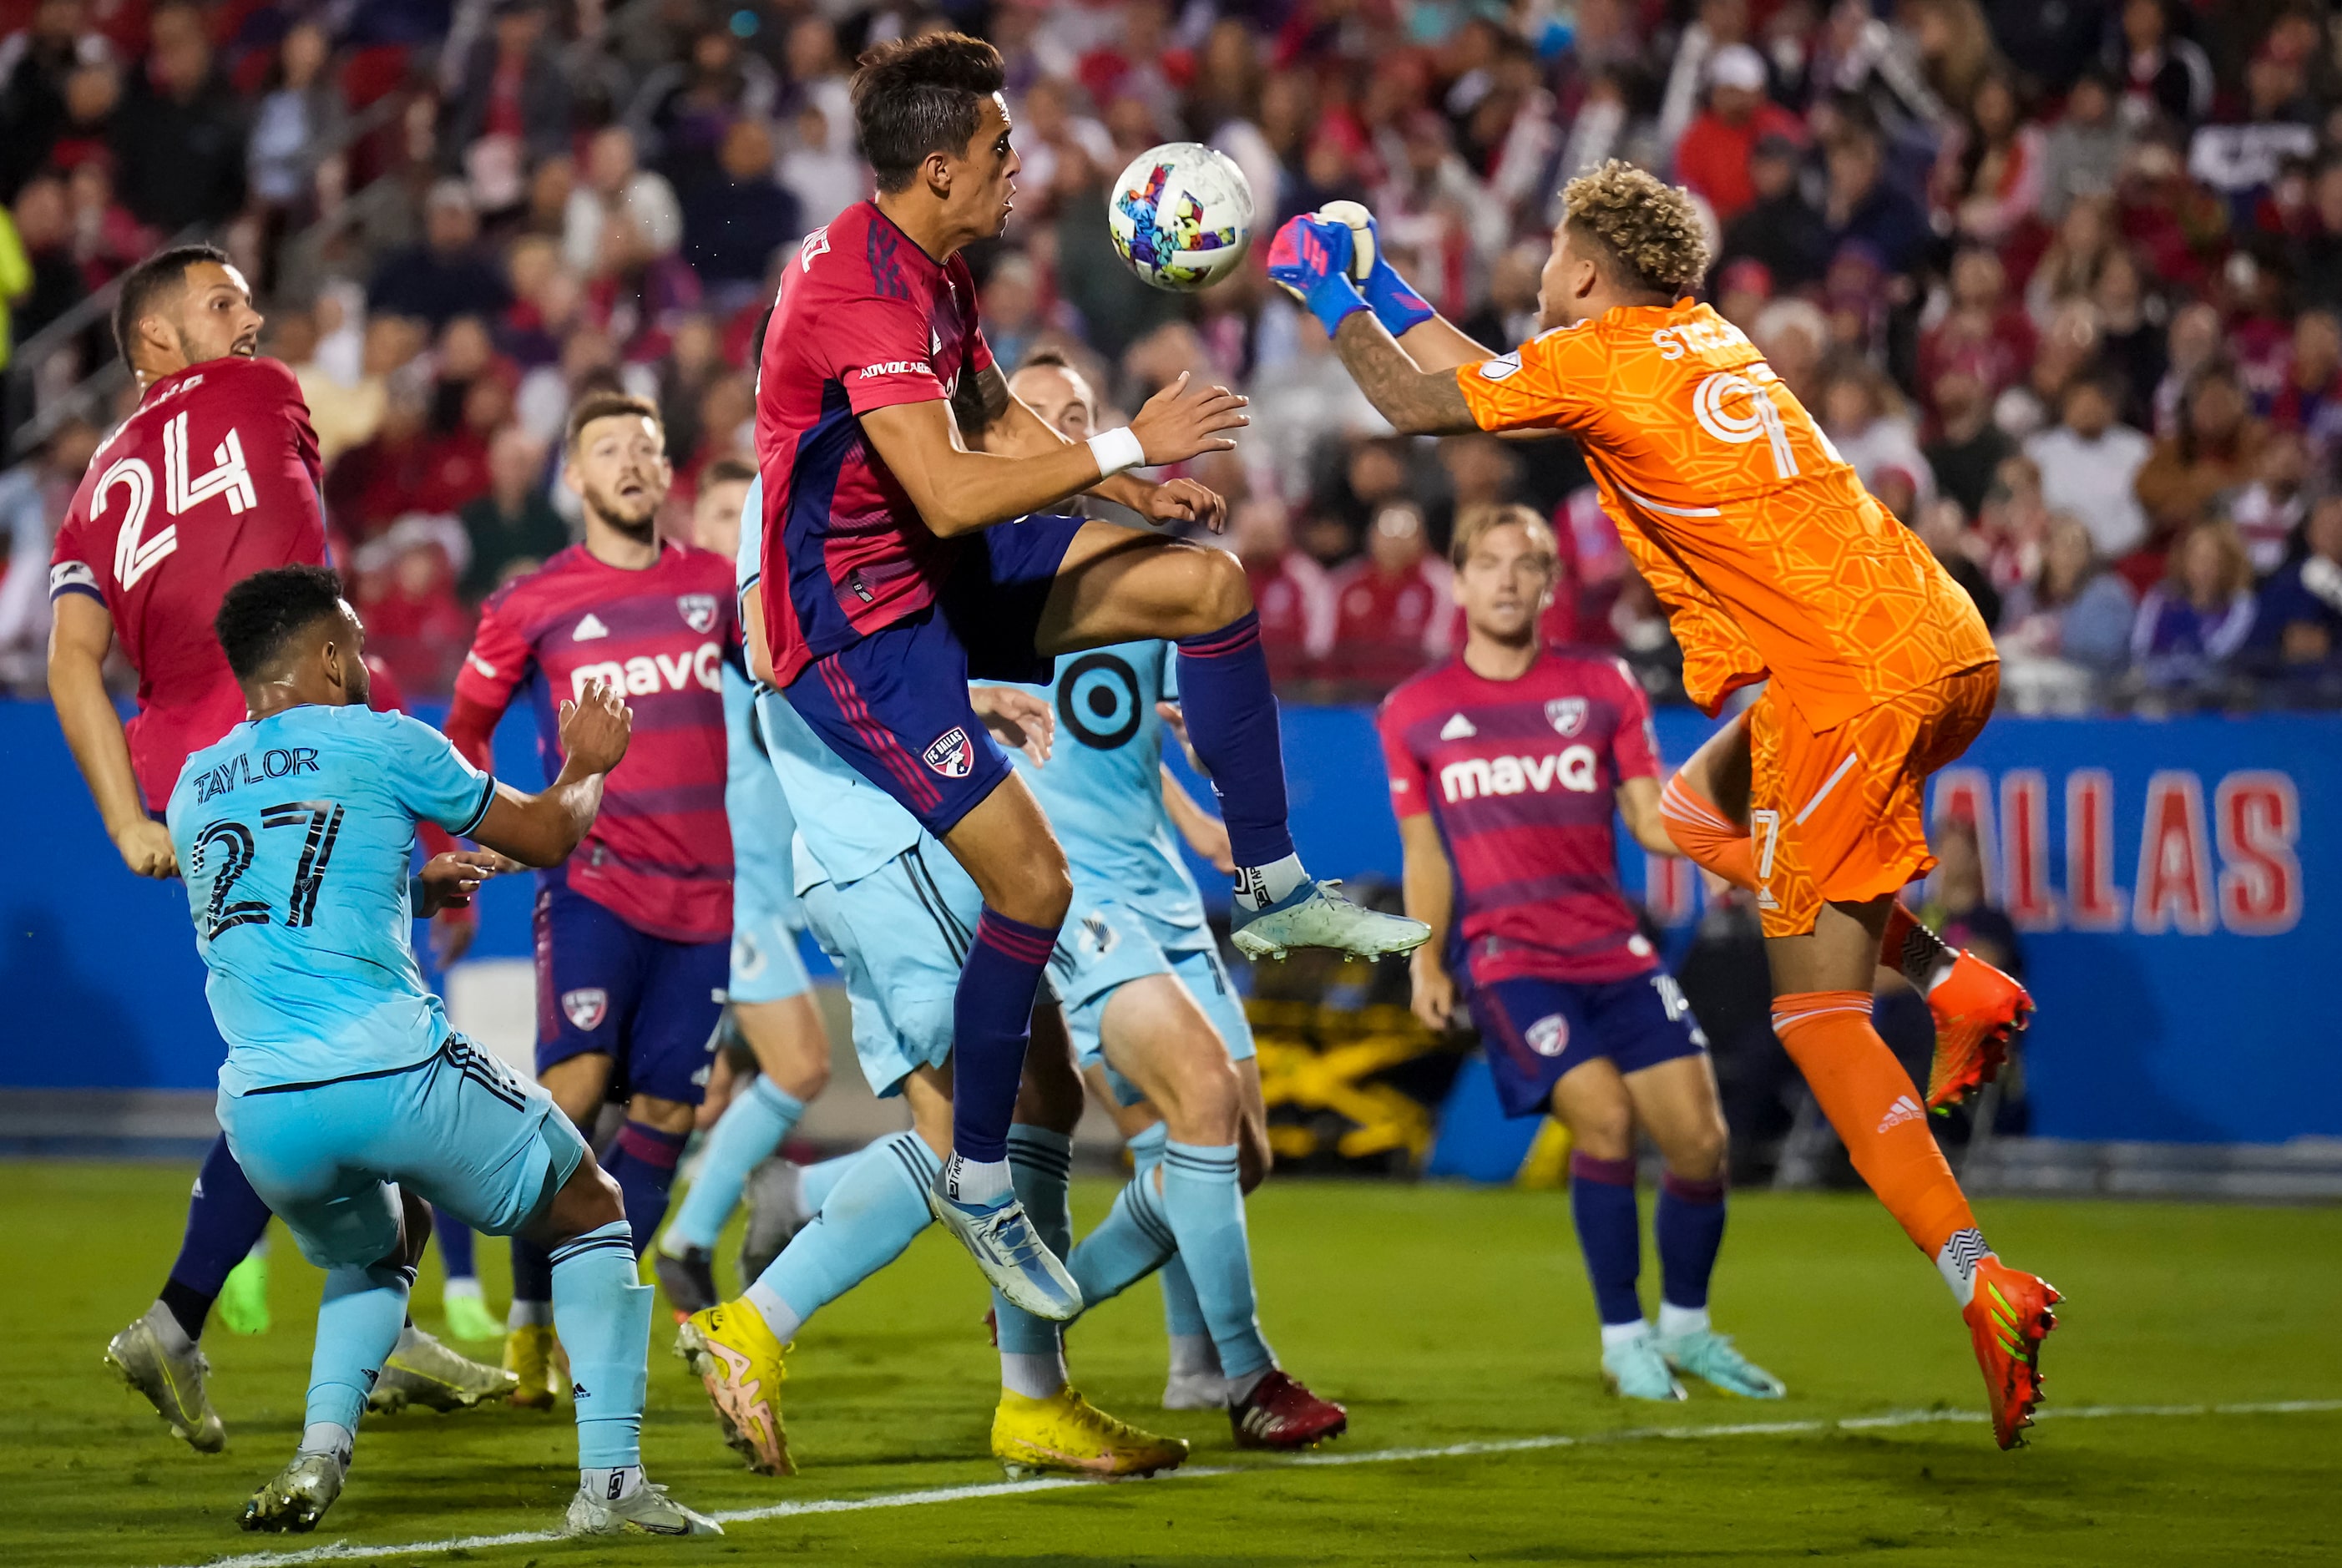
[
  {"left": 1330, "top": 313, "right": 1480, "bottom": 438},
  {"left": 1160, "top": 765, "right": 1234, "bottom": 874},
  {"left": 959, "top": 363, "right": 1230, "bottom": 530},
  {"left": 1396, "top": 813, "right": 1459, "bottom": 1029},
  {"left": 470, "top": 681, "right": 632, "bottom": 867},
  {"left": 48, "top": 593, "right": 176, "bottom": 878},
  {"left": 1616, "top": 776, "right": 1678, "bottom": 856}
]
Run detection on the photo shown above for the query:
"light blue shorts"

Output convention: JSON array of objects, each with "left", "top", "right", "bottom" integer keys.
[
  {"left": 797, "top": 838, "right": 980, "bottom": 1098},
  {"left": 1054, "top": 899, "right": 1255, "bottom": 1107},
  {"left": 218, "top": 1037, "right": 589, "bottom": 1271},
  {"left": 728, "top": 842, "right": 811, "bottom": 1006}
]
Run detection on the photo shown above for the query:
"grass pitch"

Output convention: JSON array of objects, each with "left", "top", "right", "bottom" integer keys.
[{"left": 8, "top": 1161, "right": 2339, "bottom": 1567}]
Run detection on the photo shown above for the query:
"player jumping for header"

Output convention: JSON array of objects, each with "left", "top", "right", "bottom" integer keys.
[
  {"left": 751, "top": 33, "right": 1426, "bottom": 1318},
  {"left": 1272, "top": 163, "right": 2053, "bottom": 1448}
]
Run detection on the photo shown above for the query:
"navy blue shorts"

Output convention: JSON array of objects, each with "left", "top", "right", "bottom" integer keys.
[
  {"left": 534, "top": 883, "right": 726, "bottom": 1106},
  {"left": 787, "top": 513, "right": 1086, "bottom": 837},
  {"left": 1470, "top": 971, "right": 1709, "bottom": 1120}
]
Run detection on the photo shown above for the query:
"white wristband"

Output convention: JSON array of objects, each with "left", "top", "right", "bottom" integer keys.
[{"left": 1086, "top": 425, "right": 1146, "bottom": 478}]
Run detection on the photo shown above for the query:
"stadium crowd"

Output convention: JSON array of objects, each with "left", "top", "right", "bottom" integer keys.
[{"left": 2, "top": 0, "right": 2340, "bottom": 711}]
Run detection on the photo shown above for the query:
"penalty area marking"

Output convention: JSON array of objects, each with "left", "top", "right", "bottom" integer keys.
[{"left": 165, "top": 1399, "right": 2342, "bottom": 1568}]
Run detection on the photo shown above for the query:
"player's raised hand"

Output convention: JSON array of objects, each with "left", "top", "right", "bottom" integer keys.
[
  {"left": 417, "top": 850, "right": 506, "bottom": 916},
  {"left": 969, "top": 683, "right": 1054, "bottom": 766},
  {"left": 1266, "top": 214, "right": 1370, "bottom": 336},
  {"left": 1410, "top": 952, "right": 1460, "bottom": 1033},
  {"left": 559, "top": 679, "right": 633, "bottom": 776},
  {"left": 1130, "top": 371, "right": 1248, "bottom": 467},
  {"left": 114, "top": 818, "right": 180, "bottom": 880},
  {"left": 1135, "top": 476, "right": 1230, "bottom": 533}
]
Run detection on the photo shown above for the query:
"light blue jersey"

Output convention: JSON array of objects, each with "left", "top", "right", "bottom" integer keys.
[{"left": 167, "top": 704, "right": 496, "bottom": 1096}]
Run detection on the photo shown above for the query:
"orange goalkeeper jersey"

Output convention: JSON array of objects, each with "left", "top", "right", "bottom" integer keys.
[{"left": 1454, "top": 300, "right": 1994, "bottom": 731}]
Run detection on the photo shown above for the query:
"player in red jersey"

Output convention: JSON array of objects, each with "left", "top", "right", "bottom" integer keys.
[
  {"left": 51, "top": 246, "right": 509, "bottom": 1451},
  {"left": 446, "top": 392, "right": 740, "bottom": 1406},
  {"left": 752, "top": 34, "right": 1426, "bottom": 1316},
  {"left": 1380, "top": 507, "right": 1784, "bottom": 1402}
]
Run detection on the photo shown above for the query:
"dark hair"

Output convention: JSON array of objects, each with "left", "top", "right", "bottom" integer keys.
[
  {"left": 215, "top": 565, "right": 346, "bottom": 681},
  {"left": 703, "top": 456, "right": 756, "bottom": 488},
  {"left": 114, "top": 243, "right": 233, "bottom": 367},
  {"left": 851, "top": 33, "right": 1004, "bottom": 194},
  {"left": 1016, "top": 346, "right": 1072, "bottom": 371},
  {"left": 564, "top": 391, "right": 663, "bottom": 454}
]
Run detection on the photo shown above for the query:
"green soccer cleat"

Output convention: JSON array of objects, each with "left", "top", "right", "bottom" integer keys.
[
  {"left": 441, "top": 1287, "right": 504, "bottom": 1344},
  {"left": 240, "top": 1454, "right": 344, "bottom": 1533},
  {"left": 1601, "top": 1326, "right": 1688, "bottom": 1402},
  {"left": 106, "top": 1304, "right": 225, "bottom": 1453},
  {"left": 1658, "top": 1328, "right": 1787, "bottom": 1399},
  {"left": 564, "top": 1479, "right": 724, "bottom": 1537},
  {"left": 216, "top": 1252, "right": 272, "bottom": 1336},
  {"left": 367, "top": 1324, "right": 518, "bottom": 1413},
  {"left": 1231, "top": 879, "right": 1431, "bottom": 963}
]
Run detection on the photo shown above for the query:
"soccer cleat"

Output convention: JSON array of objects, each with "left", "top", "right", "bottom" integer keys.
[
  {"left": 565, "top": 1479, "right": 724, "bottom": 1537},
  {"left": 440, "top": 1288, "right": 503, "bottom": 1344},
  {"left": 1162, "top": 1369, "right": 1232, "bottom": 1410},
  {"left": 1964, "top": 1257, "right": 2061, "bottom": 1449},
  {"left": 991, "top": 1385, "right": 1189, "bottom": 1478},
  {"left": 217, "top": 1252, "right": 272, "bottom": 1335},
  {"left": 1601, "top": 1326, "right": 1689, "bottom": 1401},
  {"left": 926, "top": 1178, "right": 1082, "bottom": 1322},
  {"left": 369, "top": 1324, "right": 518, "bottom": 1413},
  {"left": 740, "top": 1156, "right": 812, "bottom": 1286},
  {"left": 503, "top": 1323, "right": 563, "bottom": 1409},
  {"left": 676, "top": 1301, "right": 794, "bottom": 1476},
  {"left": 1658, "top": 1328, "right": 1786, "bottom": 1399},
  {"left": 240, "top": 1454, "right": 344, "bottom": 1532},
  {"left": 653, "top": 1244, "right": 721, "bottom": 1321},
  {"left": 1923, "top": 950, "right": 2033, "bottom": 1110},
  {"left": 1230, "top": 878, "right": 1431, "bottom": 963},
  {"left": 106, "top": 1307, "right": 225, "bottom": 1453},
  {"left": 1230, "top": 1368, "right": 1348, "bottom": 1449}
]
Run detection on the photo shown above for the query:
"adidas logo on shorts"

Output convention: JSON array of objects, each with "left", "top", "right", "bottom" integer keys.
[{"left": 1877, "top": 1094, "right": 1925, "bottom": 1134}]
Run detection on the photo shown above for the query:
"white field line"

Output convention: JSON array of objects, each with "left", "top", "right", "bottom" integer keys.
[{"left": 167, "top": 1399, "right": 2342, "bottom": 1568}]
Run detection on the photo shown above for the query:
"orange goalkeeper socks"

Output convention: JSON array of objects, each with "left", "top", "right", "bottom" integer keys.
[
  {"left": 1771, "top": 991, "right": 1983, "bottom": 1287},
  {"left": 1660, "top": 775, "right": 1757, "bottom": 890}
]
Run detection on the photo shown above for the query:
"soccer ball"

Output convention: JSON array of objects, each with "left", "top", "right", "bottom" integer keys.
[
  {"left": 1315, "top": 200, "right": 1378, "bottom": 281},
  {"left": 1107, "top": 142, "right": 1254, "bottom": 292}
]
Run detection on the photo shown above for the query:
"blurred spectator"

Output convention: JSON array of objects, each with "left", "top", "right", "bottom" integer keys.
[
  {"left": 1820, "top": 122, "right": 1932, "bottom": 279},
  {"left": 2188, "top": 48, "right": 2318, "bottom": 217},
  {"left": 1246, "top": 310, "right": 1392, "bottom": 505},
  {"left": 458, "top": 426, "right": 569, "bottom": 600},
  {"left": 2265, "top": 309, "right": 2342, "bottom": 464},
  {"left": 63, "top": 154, "right": 149, "bottom": 291},
  {"left": 111, "top": 0, "right": 245, "bottom": 231},
  {"left": 352, "top": 513, "right": 474, "bottom": 695},
  {"left": 0, "top": 413, "right": 94, "bottom": 685},
  {"left": 0, "top": 0, "right": 113, "bottom": 202},
  {"left": 979, "top": 253, "right": 1043, "bottom": 372},
  {"left": 2249, "top": 496, "right": 2342, "bottom": 683},
  {"left": 2024, "top": 372, "right": 2152, "bottom": 562},
  {"left": 1752, "top": 297, "right": 1829, "bottom": 407},
  {"left": 1231, "top": 494, "right": 1333, "bottom": 684},
  {"left": 2134, "top": 365, "right": 2265, "bottom": 582},
  {"left": 1935, "top": 68, "right": 2041, "bottom": 246},
  {"left": 2131, "top": 519, "right": 2257, "bottom": 690},
  {"left": 1717, "top": 134, "right": 1829, "bottom": 291},
  {"left": 1822, "top": 360, "right": 1935, "bottom": 512},
  {"left": 303, "top": 312, "right": 424, "bottom": 467},
  {"left": 1674, "top": 45, "right": 1804, "bottom": 225},
  {"left": 446, "top": 0, "right": 574, "bottom": 208},
  {"left": 1920, "top": 812, "right": 2019, "bottom": 981},
  {"left": 2039, "top": 72, "right": 2126, "bottom": 221},
  {"left": 3, "top": 170, "right": 80, "bottom": 352},
  {"left": 245, "top": 22, "right": 346, "bottom": 222},
  {"left": 1919, "top": 245, "right": 2034, "bottom": 399},
  {"left": 2230, "top": 431, "right": 2311, "bottom": 575},
  {"left": 681, "top": 119, "right": 801, "bottom": 301},
  {"left": 2151, "top": 301, "right": 2223, "bottom": 438},
  {"left": 1328, "top": 501, "right": 1454, "bottom": 688},
  {"left": 564, "top": 126, "right": 681, "bottom": 276},
  {"left": 1912, "top": 497, "right": 2000, "bottom": 628},
  {"left": 2091, "top": 249, "right": 2165, "bottom": 427},
  {"left": 634, "top": 24, "right": 778, "bottom": 193},
  {"left": 1924, "top": 365, "right": 2016, "bottom": 518},
  {"left": 370, "top": 181, "right": 513, "bottom": 329},
  {"left": 1999, "top": 513, "right": 2137, "bottom": 675},
  {"left": 2111, "top": 0, "right": 2213, "bottom": 129}
]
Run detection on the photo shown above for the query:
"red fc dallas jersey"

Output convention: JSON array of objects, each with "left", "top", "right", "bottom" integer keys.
[
  {"left": 48, "top": 356, "right": 326, "bottom": 810},
  {"left": 454, "top": 543, "right": 738, "bottom": 943},
  {"left": 1377, "top": 648, "right": 1662, "bottom": 984},
  {"left": 755, "top": 200, "right": 996, "bottom": 686}
]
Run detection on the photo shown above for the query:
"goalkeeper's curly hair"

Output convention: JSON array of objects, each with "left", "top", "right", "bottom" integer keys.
[{"left": 1560, "top": 160, "right": 1711, "bottom": 298}]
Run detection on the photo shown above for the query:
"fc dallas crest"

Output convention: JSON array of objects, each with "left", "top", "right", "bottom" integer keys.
[
  {"left": 677, "top": 594, "right": 719, "bottom": 634},
  {"left": 561, "top": 988, "right": 609, "bottom": 1030},
  {"left": 923, "top": 726, "right": 973, "bottom": 778},
  {"left": 1545, "top": 697, "right": 1588, "bottom": 736}
]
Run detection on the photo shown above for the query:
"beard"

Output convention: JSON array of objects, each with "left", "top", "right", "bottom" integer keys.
[{"left": 585, "top": 482, "right": 660, "bottom": 539}]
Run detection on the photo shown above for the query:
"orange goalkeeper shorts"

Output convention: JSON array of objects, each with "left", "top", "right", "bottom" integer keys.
[{"left": 1746, "top": 663, "right": 1999, "bottom": 938}]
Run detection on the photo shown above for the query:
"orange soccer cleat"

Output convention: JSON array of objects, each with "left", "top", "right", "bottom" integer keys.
[
  {"left": 1924, "top": 949, "right": 2033, "bottom": 1111},
  {"left": 1962, "top": 1257, "right": 2061, "bottom": 1449}
]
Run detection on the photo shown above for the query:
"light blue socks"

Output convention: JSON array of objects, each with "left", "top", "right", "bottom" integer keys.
[
  {"left": 995, "top": 1126, "right": 1074, "bottom": 1396},
  {"left": 798, "top": 1148, "right": 862, "bottom": 1216},
  {"left": 1067, "top": 1130, "right": 1180, "bottom": 1307},
  {"left": 744, "top": 1131, "right": 938, "bottom": 1340},
  {"left": 664, "top": 1075, "right": 807, "bottom": 1253},
  {"left": 549, "top": 1220, "right": 650, "bottom": 1469},
  {"left": 1161, "top": 1141, "right": 1273, "bottom": 1384},
  {"left": 302, "top": 1258, "right": 414, "bottom": 1452}
]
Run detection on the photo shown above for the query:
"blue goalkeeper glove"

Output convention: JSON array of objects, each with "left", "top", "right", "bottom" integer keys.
[
  {"left": 1333, "top": 205, "right": 1437, "bottom": 337},
  {"left": 1266, "top": 214, "right": 1369, "bottom": 338}
]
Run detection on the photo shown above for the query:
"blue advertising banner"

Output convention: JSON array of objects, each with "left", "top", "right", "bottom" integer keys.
[{"left": 1, "top": 698, "right": 2330, "bottom": 1143}]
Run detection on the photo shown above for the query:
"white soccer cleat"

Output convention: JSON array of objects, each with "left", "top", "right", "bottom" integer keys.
[
  {"left": 240, "top": 1454, "right": 345, "bottom": 1533},
  {"left": 565, "top": 1479, "right": 724, "bottom": 1537},
  {"left": 1232, "top": 878, "right": 1431, "bottom": 963},
  {"left": 106, "top": 1305, "right": 225, "bottom": 1453},
  {"left": 368, "top": 1323, "right": 518, "bottom": 1412},
  {"left": 926, "top": 1178, "right": 1083, "bottom": 1322},
  {"left": 1161, "top": 1369, "right": 1232, "bottom": 1411}
]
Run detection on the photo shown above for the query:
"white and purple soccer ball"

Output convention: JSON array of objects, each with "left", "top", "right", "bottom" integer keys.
[{"left": 1106, "top": 142, "right": 1255, "bottom": 293}]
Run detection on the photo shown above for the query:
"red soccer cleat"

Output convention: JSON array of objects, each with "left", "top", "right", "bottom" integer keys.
[
  {"left": 1924, "top": 949, "right": 2034, "bottom": 1111},
  {"left": 1230, "top": 1369, "right": 1348, "bottom": 1450},
  {"left": 1962, "top": 1257, "right": 2061, "bottom": 1449}
]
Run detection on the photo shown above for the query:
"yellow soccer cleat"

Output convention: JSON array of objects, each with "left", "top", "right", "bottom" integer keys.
[
  {"left": 991, "top": 1385, "right": 1189, "bottom": 1479},
  {"left": 503, "top": 1323, "right": 563, "bottom": 1411},
  {"left": 676, "top": 1302, "right": 793, "bottom": 1476}
]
